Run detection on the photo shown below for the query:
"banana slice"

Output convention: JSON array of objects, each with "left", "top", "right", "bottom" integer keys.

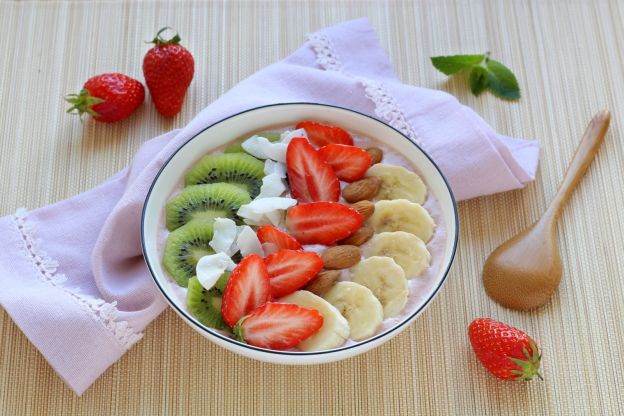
[
  {"left": 280, "top": 290, "right": 349, "bottom": 351},
  {"left": 366, "top": 163, "right": 427, "bottom": 204},
  {"left": 322, "top": 282, "right": 383, "bottom": 341},
  {"left": 351, "top": 256, "right": 409, "bottom": 318},
  {"left": 367, "top": 199, "right": 435, "bottom": 242},
  {"left": 365, "top": 231, "right": 431, "bottom": 278}
]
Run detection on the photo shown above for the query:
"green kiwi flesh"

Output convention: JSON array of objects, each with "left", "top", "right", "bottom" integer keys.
[
  {"left": 163, "top": 221, "right": 215, "bottom": 287},
  {"left": 165, "top": 183, "right": 251, "bottom": 231},
  {"left": 184, "top": 153, "right": 265, "bottom": 198},
  {"left": 186, "top": 272, "right": 231, "bottom": 329}
]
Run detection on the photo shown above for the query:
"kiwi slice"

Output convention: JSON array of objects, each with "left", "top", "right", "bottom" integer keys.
[
  {"left": 165, "top": 183, "right": 251, "bottom": 231},
  {"left": 223, "top": 132, "right": 281, "bottom": 153},
  {"left": 186, "top": 272, "right": 231, "bottom": 329},
  {"left": 163, "top": 221, "right": 215, "bottom": 287},
  {"left": 184, "top": 153, "right": 265, "bottom": 198}
]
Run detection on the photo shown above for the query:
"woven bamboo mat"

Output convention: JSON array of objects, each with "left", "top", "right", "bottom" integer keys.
[{"left": 1, "top": 1, "right": 623, "bottom": 414}]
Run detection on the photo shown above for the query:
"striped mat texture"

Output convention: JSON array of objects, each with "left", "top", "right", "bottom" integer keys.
[{"left": 0, "top": 1, "right": 623, "bottom": 414}]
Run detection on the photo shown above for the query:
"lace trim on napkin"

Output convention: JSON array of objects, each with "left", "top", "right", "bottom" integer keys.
[
  {"left": 11, "top": 208, "right": 143, "bottom": 350},
  {"left": 308, "top": 32, "right": 427, "bottom": 150}
]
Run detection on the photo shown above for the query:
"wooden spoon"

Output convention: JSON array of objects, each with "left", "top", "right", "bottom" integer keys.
[{"left": 482, "top": 110, "right": 610, "bottom": 310}]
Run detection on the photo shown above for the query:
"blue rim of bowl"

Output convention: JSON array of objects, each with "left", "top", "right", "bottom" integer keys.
[{"left": 141, "top": 102, "right": 459, "bottom": 356}]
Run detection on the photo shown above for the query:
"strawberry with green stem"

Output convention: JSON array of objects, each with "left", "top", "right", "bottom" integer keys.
[
  {"left": 65, "top": 73, "right": 145, "bottom": 123},
  {"left": 143, "top": 27, "right": 195, "bottom": 117},
  {"left": 468, "top": 318, "right": 543, "bottom": 381}
]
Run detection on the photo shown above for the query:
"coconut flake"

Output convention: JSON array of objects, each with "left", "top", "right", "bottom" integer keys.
[
  {"left": 241, "top": 135, "right": 289, "bottom": 163},
  {"left": 196, "top": 253, "right": 236, "bottom": 290},
  {"left": 256, "top": 173, "right": 287, "bottom": 199},
  {"left": 237, "top": 197, "right": 297, "bottom": 226},
  {"left": 281, "top": 128, "right": 308, "bottom": 144},
  {"left": 237, "top": 226, "right": 264, "bottom": 257},
  {"left": 209, "top": 218, "right": 239, "bottom": 256},
  {"left": 264, "top": 160, "right": 287, "bottom": 178}
]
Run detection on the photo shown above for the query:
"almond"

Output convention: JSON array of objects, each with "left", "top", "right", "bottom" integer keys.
[
  {"left": 342, "top": 176, "right": 381, "bottom": 203},
  {"left": 351, "top": 200, "right": 375, "bottom": 221},
  {"left": 338, "top": 226, "right": 374, "bottom": 246},
  {"left": 304, "top": 270, "right": 341, "bottom": 296},
  {"left": 321, "top": 245, "right": 361, "bottom": 269},
  {"left": 366, "top": 147, "right": 383, "bottom": 164}
]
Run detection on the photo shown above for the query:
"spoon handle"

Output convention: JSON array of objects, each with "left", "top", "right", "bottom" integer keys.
[{"left": 545, "top": 110, "right": 611, "bottom": 221}]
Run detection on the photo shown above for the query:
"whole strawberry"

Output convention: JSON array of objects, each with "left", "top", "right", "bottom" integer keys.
[
  {"left": 468, "top": 318, "right": 543, "bottom": 381},
  {"left": 143, "top": 27, "right": 194, "bottom": 117},
  {"left": 65, "top": 73, "right": 145, "bottom": 123}
]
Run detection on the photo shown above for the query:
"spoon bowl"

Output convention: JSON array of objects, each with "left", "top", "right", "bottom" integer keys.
[{"left": 482, "top": 110, "right": 610, "bottom": 310}]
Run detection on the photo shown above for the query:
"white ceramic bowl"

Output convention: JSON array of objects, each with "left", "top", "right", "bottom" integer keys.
[{"left": 142, "top": 103, "right": 458, "bottom": 364}]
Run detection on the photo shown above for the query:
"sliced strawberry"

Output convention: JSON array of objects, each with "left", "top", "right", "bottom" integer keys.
[
  {"left": 265, "top": 250, "right": 323, "bottom": 298},
  {"left": 233, "top": 302, "right": 324, "bottom": 350},
  {"left": 221, "top": 254, "right": 271, "bottom": 327},
  {"left": 296, "top": 121, "right": 354, "bottom": 146},
  {"left": 317, "top": 144, "right": 373, "bottom": 182},
  {"left": 256, "top": 225, "right": 302, "bottom": 255},
  {"left": 285, "top": 202, "right": 363, "bottom": 245},
  {"left": 286, "top": 137, "right": 340, "bottom": 202}
]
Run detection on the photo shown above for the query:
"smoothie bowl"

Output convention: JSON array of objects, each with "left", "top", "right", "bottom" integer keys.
[{"left": 142, "top": 103, "right": 458, "bottom": 364}]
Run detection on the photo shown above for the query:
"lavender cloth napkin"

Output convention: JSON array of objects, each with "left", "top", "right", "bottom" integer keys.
[{"left": 0, "top": 18, "right": 539, "bottom": 395}]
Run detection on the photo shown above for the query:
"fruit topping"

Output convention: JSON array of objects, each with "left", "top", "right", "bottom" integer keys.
[
  {"left": 295, "top": 121, "right": 354, "bottom": 146},
  {"left": 352, "top": 256, "right": 408, "bottom": 318},
  {"left": 185, "top": 153, "right": 265, "bottom": 199},
  {"left": 165, "top": 183, "right": 251, "bottom": 231},
  {"left": 317, "top": 144, "right": 372, "bottom": 182},
  {"left": 323, "top": 281, "right": 383, "bottom": 341},
  {"left": 365, "top": 231, "right": 431, "bottom": 278},
  {"left": 187, "top": 273, "right": 230, "bottom": 329},
  {"left": 256, "top": 225, "right": 302, "bottom": 255},
  {"left": 233, "top": 302, "right": 324, "bottom": 350},
  {"left": 163, "top": 221, "right": 215, "bottom": 287},
  {"left": 265, "top": 249, "right": 323, "bottom": 298},
  {"left": 279, "top": 291, "right": 349, "bottom": 351},
  {"left": 366, "top": 163, "right": 427, "bottom": 204},
  {"left": 286, "top": 137, "right": 340, "bottom": 202},
  {"left": 368, "top": 199, "right": 435, "bottom": 242},
  {"left": 221, "top": 254, "right": 271, "bottom": 327},
  {"left": 285, "top": 202, "right": 363, "bottom": 245}
]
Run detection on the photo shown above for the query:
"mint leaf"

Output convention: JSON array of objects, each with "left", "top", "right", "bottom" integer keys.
[
  {"left": 430, "top": 52, "right": 521, "bottom": 100},
  {"left": 485, "top": 59, "right": 521, "bottom": 100},
  {"left": 469, "top": 66, "right": 489, "bottom": 96},
  {"left": 430, "top": 54, "right": 485, "bottom": 75}
]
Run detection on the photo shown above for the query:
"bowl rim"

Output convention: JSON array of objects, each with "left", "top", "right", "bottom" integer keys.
[{"left": 141, "top": 102, "right": 459, "bottom": 356}]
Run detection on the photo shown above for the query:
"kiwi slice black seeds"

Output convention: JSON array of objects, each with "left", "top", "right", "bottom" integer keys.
[
  {"left": 165, "top": 183, "right": 251, "bottom": 231},
  {"left": 184, "top": 153, "right": 265, "bottom": 198},
  {"left": 163, "top": 221, "right": 215, "bottom": 287}
]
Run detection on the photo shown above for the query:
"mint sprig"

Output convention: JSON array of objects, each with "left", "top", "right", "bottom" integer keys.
[{"left": 431, "top": 52, "right": 520, "bottom": 100}]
